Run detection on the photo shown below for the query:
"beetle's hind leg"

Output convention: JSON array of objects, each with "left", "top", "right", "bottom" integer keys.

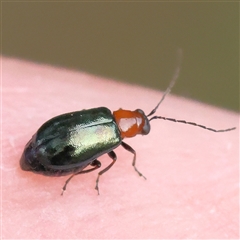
[
  {"left": 61, "top": 159, "right": 101, "bottom": 195},
  {"left": 121, "top": 141, "right": 146, "bottom": 180},
  {"left": 95, "top": 151, "right": 117, "bottom": 195}
]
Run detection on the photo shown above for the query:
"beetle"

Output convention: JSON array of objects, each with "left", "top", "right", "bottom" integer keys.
[{"left": 20, "top": 56, "right": 236, "bottom": 195}]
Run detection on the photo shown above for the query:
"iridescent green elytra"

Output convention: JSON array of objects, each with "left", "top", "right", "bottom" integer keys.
[{"left": 20, "top": 107, "right": 121, "bottom": 176}]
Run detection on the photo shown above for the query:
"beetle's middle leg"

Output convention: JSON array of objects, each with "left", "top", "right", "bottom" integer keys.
[
  {"left": 61, "top": 159, "right": 101, "bottom": 195},
  {"left": 95, "top": 151, "right": 117, "bottom": 195}
]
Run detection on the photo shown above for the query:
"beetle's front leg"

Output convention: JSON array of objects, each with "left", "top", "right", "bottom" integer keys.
[
  {"left": 121, "top": 141, "right": 146, "bottom": 180},
  {"left": 95, "top": 151, "right": 117, "bottom": 195},
  {"left": 61, "top": 159, "right": 101, "bottom": 195}
]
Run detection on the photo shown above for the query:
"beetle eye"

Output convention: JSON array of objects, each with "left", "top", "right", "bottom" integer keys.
[
  {"left": 141, "top": 119, "right": 150, "bottom": 135},
  {"left": 136, "top": 109, "right": 151, "bottom": 135}
]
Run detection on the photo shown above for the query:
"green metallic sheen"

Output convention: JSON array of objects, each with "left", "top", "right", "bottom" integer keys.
[{"left": 20, "top": 107, "right": 121, "bottom": 176}]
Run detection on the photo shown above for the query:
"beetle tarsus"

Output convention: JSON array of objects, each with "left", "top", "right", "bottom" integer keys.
[
  {"left": 61, "top": 173, "right": 75, "bottom": 196},
  {"left": 61, "top": 188, "right": 65, "bottom": 196},
  {"left": 95, "top": 175, "right": 100, "bottom": 195},
  {"left": 134, "top": 166, "right": 147, "bottom": 180}
]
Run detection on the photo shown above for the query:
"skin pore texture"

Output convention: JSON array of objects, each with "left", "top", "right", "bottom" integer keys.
[{"left": 2, "top": 57, "right": 239, "bottom": 239}]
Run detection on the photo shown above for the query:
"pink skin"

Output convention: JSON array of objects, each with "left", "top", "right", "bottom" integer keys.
[{"left": 2, "top": 57, "right": 239, "bottom": 239}]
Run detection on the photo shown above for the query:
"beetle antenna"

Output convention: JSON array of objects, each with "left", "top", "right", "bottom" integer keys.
[
  {"left": 149, "top": 116, "right": 236, "bottom": 132},
  {"left": 147, "top": 48, "right": 183, "bottom": 117}
]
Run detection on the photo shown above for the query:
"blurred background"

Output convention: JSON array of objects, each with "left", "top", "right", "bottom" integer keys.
[{"left": 2, "top": 2, "right": 239, "bottom": 111}]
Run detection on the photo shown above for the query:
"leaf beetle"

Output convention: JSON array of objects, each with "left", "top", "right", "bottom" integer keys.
[{"left": 20, "top": 53, "right": 236, "bottom": 195}]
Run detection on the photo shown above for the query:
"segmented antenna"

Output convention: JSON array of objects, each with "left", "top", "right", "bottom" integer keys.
[
  {"left": 149, "top": 116, "right": 236, "bottom": 132},
  {"left": 147, "top": 48, "right": 183, "bottom": 117},
  {"left": 147, "top": 49, "right": 236, "bottom": 133}
]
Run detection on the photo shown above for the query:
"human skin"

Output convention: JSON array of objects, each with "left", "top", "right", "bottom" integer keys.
[{"left": 2, "top": 57, "right": 239, "bottom": 239}]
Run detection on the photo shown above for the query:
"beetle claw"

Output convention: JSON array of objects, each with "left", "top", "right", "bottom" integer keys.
[
  {"left": 134, "top": 166, "right": 147, "bottom": 180},
  {"left": 95, "top": 186, "right": 100, "bottom": 195}
]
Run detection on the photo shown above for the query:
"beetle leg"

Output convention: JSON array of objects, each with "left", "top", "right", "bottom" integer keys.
[
  {"left": 61, "top": 159, "right": 101, "bottom": 195},
  {"left": 121, "top": 141, "right": 146, "bottom": 180},
  {"left": 95, "top": 151, "right": 117, "bottom": 195}
]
